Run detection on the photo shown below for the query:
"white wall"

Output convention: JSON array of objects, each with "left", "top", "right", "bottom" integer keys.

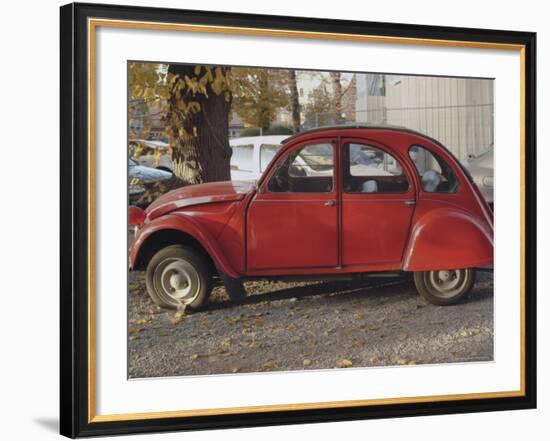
[
  {"left": 356, "top": 74, "right": 494, "bottom": 161},
  {"left": 0, "top": 0, "right": 546, "bottom": 440},
  {"left": 385, "top": 77, "right": 494, "bottom": 160}
]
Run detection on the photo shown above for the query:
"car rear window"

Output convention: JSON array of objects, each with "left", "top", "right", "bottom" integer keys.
[{"left": 409, "top": 145, "right": 458, "bottom": 193}]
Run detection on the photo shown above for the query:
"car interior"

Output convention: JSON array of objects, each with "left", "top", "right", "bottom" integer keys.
[
  {"left": 409, "top": 145, "right": 459, "bottom": 193},
  {"left": 343, "top": 143, "right": 409, "bottom": 194},
  {"left": 268, "top": 143, "right": 335, "bottom": 193},
  {"left": 343, "top": 175, "right": 410, "bottom": 193},
  {"left": 268, "top": 162, "right": 334, "bottom": 193},
  {"left": 266, "top": 142, "right": 458, "bottom": 195}
]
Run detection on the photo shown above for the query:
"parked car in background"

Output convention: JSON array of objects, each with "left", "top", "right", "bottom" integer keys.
[
  {"left": 129, "top": 139, "right": 173, "bottom": 172},
  {"left": 129, "top": 158, "right": 172, "bottom": 206},
  {"left": 229, "top": 135, "right": 287, "bottom": 180},
  {"left": 129, "top": 126, "right": 493, "bottom": 310},
  {"left": 465, "top": 146, "right": 493, "bottom": 206}
]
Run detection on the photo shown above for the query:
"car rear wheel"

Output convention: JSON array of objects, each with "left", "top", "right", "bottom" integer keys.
[
  {"left": 414, "top": 269, "right": 476, "bottom": 306},
  {"left": 145, "top": 245, "right": 212, "bottom": 310}
]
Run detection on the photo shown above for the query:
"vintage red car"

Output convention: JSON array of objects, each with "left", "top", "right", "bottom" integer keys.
[{"left": 129, "top": 126, "right": 493, "bottom": 309}]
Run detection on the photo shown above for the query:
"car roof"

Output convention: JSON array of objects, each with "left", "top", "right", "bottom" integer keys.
[{"left": 281, "top": 124, "right": 432, "bottom": 144}]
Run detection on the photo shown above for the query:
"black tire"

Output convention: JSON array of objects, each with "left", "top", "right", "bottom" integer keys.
[
  {"left": 145, "top": 245, "right": 212, "bottom": 310},
  {"left": 414, "top": 269, "right": 476, "bottom": 306}
]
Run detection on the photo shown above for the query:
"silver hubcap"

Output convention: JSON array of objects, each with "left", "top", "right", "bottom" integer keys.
[
  {"left": 427, "top": 269, "right": 468, "bottom": 299},
  {"left": 154, "top": 259, "right": 201, "bottom": 304}
]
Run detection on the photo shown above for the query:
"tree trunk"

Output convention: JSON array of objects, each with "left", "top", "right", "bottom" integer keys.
[
  {"left": 288, "top": 69, "right": 301, "bottom": 133},
  {"left": 330, "top": 72, "right": 342, "bottom": 125},
  {"left": 257, "top": 70, "right": 271, "bottom": 132},
  {"left": 166, "top": 65, "right": 232, "bottom": 184}
]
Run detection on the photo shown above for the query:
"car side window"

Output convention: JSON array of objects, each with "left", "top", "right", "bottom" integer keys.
[
  {"left": 268, "top": 143, "right": 334, "bottom": 193},
  {"left": 344, "top": 143, "right": 409, "bottom": 193},
  {"left": 409, "top": 145, "right": 458, "bottom": 193}
]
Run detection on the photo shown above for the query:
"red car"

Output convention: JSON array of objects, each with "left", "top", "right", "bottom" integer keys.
[{"left": 129, "top": 126, "right": 493, "bottom": 309}]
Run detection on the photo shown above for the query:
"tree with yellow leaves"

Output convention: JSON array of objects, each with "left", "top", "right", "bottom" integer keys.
[{"left": 129, "top": 62, "right": 233, "bottom": 184}]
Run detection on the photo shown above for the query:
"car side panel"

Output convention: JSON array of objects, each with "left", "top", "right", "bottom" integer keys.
[
  {"left": 403, "top": 200, "right": 493, "bottom": 271},
  {"left": 342, "top": 198, "right": 415, "bottom": 266},
  {"left": 130, "top": 212, "right": 240, "bottom": 278},
  {"left": 178, "top": 202, "right": 239, "bottom": 239},
  {"left": 247, "top": 196, "right": 339, "bottom": 270},
  {"left": 217, "top": 193, "right": 255, "bottom": 275}
]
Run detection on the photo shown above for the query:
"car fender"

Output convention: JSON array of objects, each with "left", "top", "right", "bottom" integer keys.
[
  {"left": 403, "top": 208, "right": 493, "bottom": 271},
  {"left": 131, "top": 212, "right": 240, "bottom": 278}
]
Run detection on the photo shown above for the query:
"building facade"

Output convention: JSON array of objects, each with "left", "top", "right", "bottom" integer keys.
[{"left": 355, "top": 74, "right": 494, "bottom": 162}]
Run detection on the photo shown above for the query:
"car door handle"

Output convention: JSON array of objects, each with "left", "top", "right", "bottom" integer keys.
[
  {"left": 324, "top": 200, "right": 336, "bottom": 207},
  {"left": 404, "top": 200, "right": 416, "bottom": 205}
]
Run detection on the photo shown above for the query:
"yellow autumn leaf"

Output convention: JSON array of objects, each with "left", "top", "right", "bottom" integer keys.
[{"left": 338, "top": 359, "right": 353, "bottom": 368}]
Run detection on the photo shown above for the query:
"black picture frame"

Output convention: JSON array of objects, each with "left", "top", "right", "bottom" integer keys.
[{"left": 60, "top": 2, "right": 537, "bottom": 438}]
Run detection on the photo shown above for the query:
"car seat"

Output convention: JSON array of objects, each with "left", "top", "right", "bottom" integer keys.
[
  {"left": 421, "top": 170, "right": 442, "bottom": 192},
  {"left": 362, "top": 180, "right": 378, "bottom": 193}
]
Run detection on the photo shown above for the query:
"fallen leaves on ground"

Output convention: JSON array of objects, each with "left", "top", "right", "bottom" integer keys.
[
  {"left": 303, "top": 358, "right": 312, "bottom": 367},
  {"left": 128, "top": 326, "right": 143, "bottom": 334},
  {"left": 263, "top": 360, "right": 278, "bottom": 370},
  {"left": 338, "top": 359, "right": 353, "bottom": 368},
  {"left": 459, "top": 327, "right": 480, "bottom": 338},
  {"left": 227, "top": 314, "right": 244, "bottom": 325},
  {"left": 170, "top": 304, "right": 187, "bottom": 325}
]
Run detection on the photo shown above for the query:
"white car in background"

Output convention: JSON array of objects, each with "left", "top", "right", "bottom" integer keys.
[
  {"left": 465, "top": 146, "right": 494, "bottom": 206},
  {"left": 229, "top": 135, "right": 287, "bottom": 180}
]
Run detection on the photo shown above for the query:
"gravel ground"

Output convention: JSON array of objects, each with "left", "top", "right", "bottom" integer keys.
[{"left": 128, "top": 271, "right": 493, "bottom": 378}]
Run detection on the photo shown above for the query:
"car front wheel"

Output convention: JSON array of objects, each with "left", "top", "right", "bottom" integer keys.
[
  {"left": 145, "top": 245, "right": 212, "bottom": 310},
  {"left": 414, "top": 269, "right": 476, "bottom": 306}
]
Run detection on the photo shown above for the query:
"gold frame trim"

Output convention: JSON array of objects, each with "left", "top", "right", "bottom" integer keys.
[{"left": 87, "top": 18, "right": 527, "bottom": 424}]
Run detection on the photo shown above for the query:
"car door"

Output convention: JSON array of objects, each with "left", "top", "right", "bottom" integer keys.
[
  {"left": 246, "top": 138, "right": 339, "bottom": 271},
  {"left": 341, "top": 138, "right": 415, "bottom": 267}
]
